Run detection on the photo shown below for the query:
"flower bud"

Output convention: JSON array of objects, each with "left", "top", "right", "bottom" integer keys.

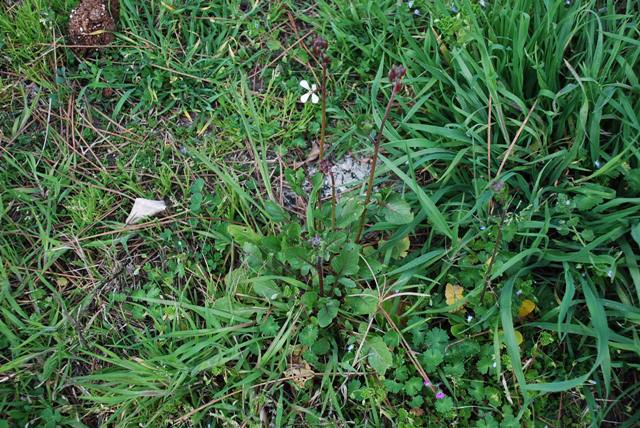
[
  {"left": 388, "top": 64, "right": 406, "bottom": 82},
  {"left": 311, "top": 36, "right": 328, "bottom": 55}
]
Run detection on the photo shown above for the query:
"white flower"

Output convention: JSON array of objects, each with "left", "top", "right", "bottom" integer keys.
[
  {"left": 299, "top": 80, "right": 319, "bottom": 104},
  {"left": 466, "top": 315, "right": 473, "bottom": 322}
]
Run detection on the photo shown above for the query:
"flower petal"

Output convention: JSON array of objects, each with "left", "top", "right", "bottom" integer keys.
[
  {"left": 311, "top": 83, "right": 317, "bottom": 91},
  {"left": 300, "top": 80, "right": 310, "bottom": 90},
  {"left": 300, "top": 92, "right": 310, "bottom": 103},
  {"left": 311, "top": 93, "right": 319, "bottom": 104}
]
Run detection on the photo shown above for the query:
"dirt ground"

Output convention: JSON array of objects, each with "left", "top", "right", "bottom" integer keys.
[{"left": 68, "top": 0, "right": 119, "bottom": 54}]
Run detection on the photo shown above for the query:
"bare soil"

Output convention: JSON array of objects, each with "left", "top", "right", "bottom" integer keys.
[{"left": 68, "top": 0, "right": 119, "bottom": 55}]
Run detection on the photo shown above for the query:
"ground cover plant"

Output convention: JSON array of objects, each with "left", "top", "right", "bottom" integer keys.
[{"left": 1, "top": 0, "right": 640, "bottom": 426}]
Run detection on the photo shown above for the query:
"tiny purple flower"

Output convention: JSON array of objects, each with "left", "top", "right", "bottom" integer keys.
[
  {"left": 491, "top": 180, "right": 505, "bottom": 192},
  {"left": 423, "top": 379, "right": 431, "bottom": 387},
  {"left": 309, "top": 235, "right": 322, "bottom": 247},
  {"left": 435, "top": 391, "right": 446, "bottom": 399}
]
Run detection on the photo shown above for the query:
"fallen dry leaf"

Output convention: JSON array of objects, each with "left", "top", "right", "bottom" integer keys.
[
  {"left": 445, "top": 283, "right": 465, "bottom": 310},
  {"left": 293, "top": 142, "right": 320, "bottom": 169},
  {"left": 284, "top": 363, "right": 314, "bottom": 388}
]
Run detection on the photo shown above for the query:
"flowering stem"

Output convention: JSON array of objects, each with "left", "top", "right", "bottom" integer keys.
[
  {"left": 354, "top": 82, "right": 400, "bottom": 243},
  {"left": 316, "top": 256, "right": 324, "bottom": 296},
  {"left": 310, "top": 36, "right": 330, "bottom": 297},
  {"left": 319, "top": 64, "right": 327, "bottom": 161},
  {"left": 330, "top": 171, "right": 337, "bottom": 231}
]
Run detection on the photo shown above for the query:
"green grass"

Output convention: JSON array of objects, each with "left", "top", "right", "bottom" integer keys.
[{"left": 1, "top": 0, "right": 640, "bottom": 426}]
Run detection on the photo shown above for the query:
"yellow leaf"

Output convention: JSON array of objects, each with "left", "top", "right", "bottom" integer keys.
[
  {"left": 378, "top": 237, "right": 411, "bottom": 260},
  {"left": 445, "top": 283, "right": 464, "bottom": 308},
  {"left": 395, "top": 236, "right": 410, "bottom": 259},
  {"left": 515, "top": 330, "right": 524, "bottom": 346},
  {"left": 518, "top": 299, "right": 536, "bottom": 318}
]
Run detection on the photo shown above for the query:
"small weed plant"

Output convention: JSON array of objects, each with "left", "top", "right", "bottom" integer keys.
[{"left": 1, "top": 0, "right": 639, "bottom": 427}]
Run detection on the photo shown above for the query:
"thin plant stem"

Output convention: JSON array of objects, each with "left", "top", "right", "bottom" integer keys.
[
  {"left": 315, "top": 58, "right": 329, "bottom": 295},
  {"left": 317, "top": 256, "right": 324, "bottom": 296},
  {"left": 480, "top": 205, "right": 508, "bottom": 302},
  {"left": 487, "top": 95, "right": 492, "bottom": 182},
  {"left": 380, "top": 308, "right": 436, "bottom": 393},
  {"left": 354, "top": 85, "right": 400, "bottom": 243},
  {"left": 330, "top": 171, "right": 337, "bottom": 231},
  {"left": 319, "top": 64, "right": 327, "bottom": 161}
]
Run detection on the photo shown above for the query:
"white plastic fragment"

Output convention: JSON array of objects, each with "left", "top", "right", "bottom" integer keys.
[{"left": 126, "top": 198, "right": 166, "bottom": 224}]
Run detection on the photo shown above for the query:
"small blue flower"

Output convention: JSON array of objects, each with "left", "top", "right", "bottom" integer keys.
[
  {"left": 607, "top": 270, "right": 614, "bottom": 279},
  {"left": 450, "top": 4, "right": 459, "bottom": 13},
  {"left": 480, "top": 225, "right": 486, "bottom": 231},
  {"left": 594, "top": 160, "right": 602, "bottom": 169},
  {"left": 413, "top": 8, "right": 421, "bottom": 15}
]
